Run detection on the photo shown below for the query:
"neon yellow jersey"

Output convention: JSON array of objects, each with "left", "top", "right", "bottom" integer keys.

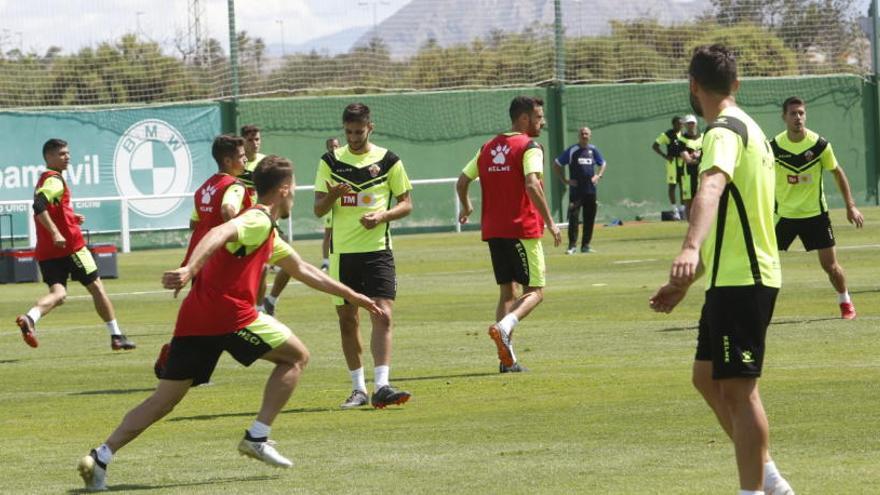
[
  {"left": 771, "top": 129, "right": 838, "bottom": 219},
  {"left": 699, "top": 106, "right": 781, "bottom": 289},
  {"left": 245, "top": 153, "right": 266, "bottom": 173},
  {"left": 656, "top": 131, "right": 675, "bottom": 166},
  {"left": 228, "top": 208, "right": 294, "bottom": 262},
  {"left": 36, "top": 176, "right": 65, "bottom": 202},
  {"left": 314, "top": 144, "right": 412, "bottom": 254},
  {"left": 462, "top": 133, "right": 543, "bottom": 180}
]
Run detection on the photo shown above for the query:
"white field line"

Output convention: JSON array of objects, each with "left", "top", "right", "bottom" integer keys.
[{"left": 612, "top": 259, "right": 658, "bottom": 264}]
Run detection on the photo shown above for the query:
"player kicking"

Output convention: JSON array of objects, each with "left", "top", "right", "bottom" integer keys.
[
  {"left": 771, "top": 96, "right": 864, "bottom": 319},
  {"left": 78, "top": 156, "right": 386, "bottom": 491},
  {"left": 650, "top": 45, "right": 794, "bottom": 495},
  {"left": 457, "top": 95, "right": 562, "bottom": 372},
  {"left": 15, "top": 138, "right": 135, "bottom": 351}
]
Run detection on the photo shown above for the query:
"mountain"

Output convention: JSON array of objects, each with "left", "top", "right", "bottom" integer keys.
[
  {"left": 267, "top": 25, "right": 373, "bottom": 57},
  {"left": 352, "top": 0, "right": 711, "bottom": 58}
]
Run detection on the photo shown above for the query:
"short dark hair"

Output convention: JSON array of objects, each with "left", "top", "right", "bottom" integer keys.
[
  {"left": 671, "top": 116, "right": 682, "bottom": 126},
  {"left": 42, "top": 138, "right": 68, "bottom": 159},
  {"left": 211, "top": 134, "right": 244, "bottom": 167},
  {"left": 240, "top": 125, "right": 260, "bottom": 137},
  {"left": 782, "top": 96, "right": 805, "bottom": 114},
  {"left": 509, "top": 96, "right": 544, "bottom": 121},
  {"left": 688, "top": 44, "right": 737, "bottom": 95},
  {"left": 253, "top": 155, "right": 294, "bottom": 197},
  {"left": 343, "top": 103, "right": 371, "bottom": 124}
]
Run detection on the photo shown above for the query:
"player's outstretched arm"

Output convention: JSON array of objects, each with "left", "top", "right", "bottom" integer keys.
[
  {"left": 275, "top": 251, "right": 388, "bottom": 323},
  {"left": 831, "top": 167, "right": 864, "bottom": 228},
  {"left": 163, "top": 222, "right": 239, "bottom": 296}
]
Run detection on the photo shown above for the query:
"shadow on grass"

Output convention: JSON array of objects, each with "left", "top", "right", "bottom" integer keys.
[
  {"left": 851, "top": 288, "right": 880, "bottom": 295},
  {"left": 657, "top": 316, "right": 840, "bottom": 333},
  {"left": 169, "top": 406, "right": 335, "bottom": 422},
  {"left": 67, "top": 474, "right": 280, "bottom": 493},
  {"left": 392, "top": 372, "right": 498, "bottom": 382},
  {"left": 0, "top": 359, "right": 20, "bottom": 364},
  {"left": 70, "top": 388, "right": 155, "bottom": 396}
]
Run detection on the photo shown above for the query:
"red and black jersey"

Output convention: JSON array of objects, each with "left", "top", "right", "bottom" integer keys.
[
  {"left": 34, "top": 170, "right": 85, "bottom": 261},
  {"left": 476, "top": 134, "right": 545, "bottom": 240},
  {"left": 181, "top": 173, "right": 253, "bottom": 266}
]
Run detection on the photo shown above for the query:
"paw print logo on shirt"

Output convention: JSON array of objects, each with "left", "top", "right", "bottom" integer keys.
[
  {"left": 490, "top": 144, "right": 510, "bottom": 165},
  {"left": 201, "top": 184, "right": 217, "bottom": 205}
]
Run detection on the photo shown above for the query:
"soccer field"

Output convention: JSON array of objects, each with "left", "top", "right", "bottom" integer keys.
[{"left": 2, "top": 208, "right": 878, "bottom": 494}]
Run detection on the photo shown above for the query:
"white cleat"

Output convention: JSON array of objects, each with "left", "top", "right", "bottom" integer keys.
[
  {"left": 77, "top": 450, "right": 107, "bottom": 492},
  {"left": 237, "top": 437, "right": 293, "bottom": 468},
  {"left": 766, "top": 478, "right": 795, "bottom": 495}
]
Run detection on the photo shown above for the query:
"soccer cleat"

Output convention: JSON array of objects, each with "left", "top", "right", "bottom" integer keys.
[
  {"left": 581, "top": 246, "right": 596, "bottom": 253},
  {"left": 565, "top": 247, "right": 577, "bottom": 255},
  {"left": 111, "top": 334, "right": 137, "bottom": 351},
  {"left": 766, "top": 478, "right": 795, "bottom": 495},
  {"left": 840, "top": 302, "right": 856, "bottom": 320},
  {"left": 154, "top": 342, "right": 171, "bottom": 379},
  {"left": 77, "top": 449, "right": 107, "bottom": 492},
  {"left": 340, "top": 389, "right": 369, "bottom": 409},
  {"left": 370, "top": 385, "right": 411, "bottom": 409},
  {"left": 238, "top": 434, "right": 293, "bottom": 468},
  {"left": 488, "top": 324, "right": 515, "bottom": 368},
  {"left": 263, "top": 298, "right": 276, "bottom": 316},
  {"left": 499, "top": 362, "right": 528, "bottom": 373},
  {"left": 15, "top": 314, "right": 38, "bottom": 348}
]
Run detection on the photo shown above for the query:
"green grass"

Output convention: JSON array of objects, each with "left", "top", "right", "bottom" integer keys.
[{"left": 2, "top": 207, "right": 879, "bottom": 494}]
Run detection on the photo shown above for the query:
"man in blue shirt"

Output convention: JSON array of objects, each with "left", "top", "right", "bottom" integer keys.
[{"left": 553, "top": 127, "right": 607, "bottom": 254}]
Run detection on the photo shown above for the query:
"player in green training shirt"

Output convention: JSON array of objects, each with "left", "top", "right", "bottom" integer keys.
[
  {"left": 652, "top": 116, "right": 684, "bottom": 220},
  {"left": 678, "top": 114, "right": 703, "bottom": 220},
  {"left": 772, "top": 96, "right": 865, "bottom": 320},
  {"left": 314, "top": 103, "right": 414, "bottom": 409},
  {"left": 650, "top": 45, "right": 794, "bottom": 495}
]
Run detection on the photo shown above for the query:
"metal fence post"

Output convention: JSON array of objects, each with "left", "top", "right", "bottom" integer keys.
[
  {"left": 227, "top": 0, "right": 240, "bottom": 131},
  {"left": 549, "top": 0, "right": 568, "bottom": 221},
  {"left": 120, "top": 198, "right": 131, "bottom": 253}
]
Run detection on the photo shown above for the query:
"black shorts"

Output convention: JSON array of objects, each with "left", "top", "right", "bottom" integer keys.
[
  {"left": 38, "top": 248, "right": 99, "bottom": 287},
  {"left": 695, "top": 285, "right": 779, "bottom": 380},
  {"left": 776, "top": 213, "right": 835, "bottom": 251},
  {"left": 162, "top": 331, "right": 273, "bottom": 386},
  {"left": 333, "top": 250, "right": 397, "bottom": 304},
  {"left": 487, "top": 238, "right": 546, "bottom": 287}
]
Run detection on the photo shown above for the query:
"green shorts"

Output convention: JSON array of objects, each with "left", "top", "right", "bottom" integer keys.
[
  {"left": 487, "top": 238, "right": 546, "bottom": 288},
  {"left": 665, "top": 161, "right": 677, "bottom": 185},
  {"left": 323, "top": 212, "right": 332, "bottom": 229},
  {"left": 162, "top": 313, "right": 293, "bottom": 385}
]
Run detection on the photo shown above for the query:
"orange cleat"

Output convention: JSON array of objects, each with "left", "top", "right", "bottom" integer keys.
[
  {"left": 488, "top": 324, "right": 515, "bottom": 368},
  {"left": 840, "top": 302, "right": 857, "bottom": 320},
  {"left": 15, "top": 315, "right": 38, "bottom": 348}
]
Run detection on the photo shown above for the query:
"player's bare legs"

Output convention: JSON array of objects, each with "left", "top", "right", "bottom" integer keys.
[
  {"left": 105, "top": 379, "right": 192, "bottom": 453},
  {"left": 818, "top": 246, "right": 847, "bottom": 293},
  {"left": 256, "top": 335, "right": 310, "bottom": 426}
]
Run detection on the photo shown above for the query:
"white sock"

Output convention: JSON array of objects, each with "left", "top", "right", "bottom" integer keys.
[
  {"left": 256, "top": 305, "right": 265, "bottom": 313},
  {"left": 496, "top": 313, "right": 519, "bottom": 335},
  {"left": 764, "top": 460, "right": 782, "bottom": 486},
  {"left": 265, "top": 295, "right": 278, "bottom": 305},
  {"left": 322, "top": 258, "right": 330, "bottom": 266},
  {"left": 838, "top": 291, "right": 851, "bottom": 304},
  {"left": 247, "top": 420, "right": 271, "bottom": 440},
  {"left": 738, "top": 491, "right": 763, "bottom": 495},
  {"left": 26, "top": 307, "right": 41, "bottom": 324},
  {"left": 95, "top": 444, "right": 113, "bottom": 465},
  {"left": 105, "top": 320, "right": 121, "bottom": 336},
  {"left": 350, "top": 367, "right": 367, "bottom": 393},
  {"left": 374, "top": 365, "right": 390, "bottom": 389}
]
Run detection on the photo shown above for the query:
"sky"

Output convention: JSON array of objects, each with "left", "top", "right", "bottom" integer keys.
[
  {"left": 0, "top": 0, "right": 873, "bottom": 57},
  {"left": 0, "top": 0, "right": 410, "bottom": 56}
]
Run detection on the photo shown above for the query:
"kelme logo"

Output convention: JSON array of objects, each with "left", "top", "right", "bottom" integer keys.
[{"left": 114, "top": 119, "right": 192, "bottom": 218}]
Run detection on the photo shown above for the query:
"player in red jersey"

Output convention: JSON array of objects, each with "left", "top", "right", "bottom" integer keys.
[
  {"left": 456, "top": 96, "right": 561, "bottom": 372},
  {"left": 78, "top": 156, "right": 386, "bottom": 491},
  {"left": 15, "top": 139, "right": 135, "bottom": 351}
]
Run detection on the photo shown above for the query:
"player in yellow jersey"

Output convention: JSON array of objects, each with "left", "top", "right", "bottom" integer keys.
[
  {"left": 650, "top": 45, "right": 794, "bottom": 495},
  {"left": 771, "top": 96, "right": 865, "bottom": 320},
  {"left": 678, "top": 114, "right": 703, "bottom": 220},
  {"left": 314, "top": 103, "right": 414, "bottom": 409},
  {"left": 652, "top": 116, "right": 684, "bottom": 220}
]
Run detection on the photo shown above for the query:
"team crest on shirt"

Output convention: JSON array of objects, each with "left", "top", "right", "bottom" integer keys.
[
  {"left": 804, "top": 150, "right": 814, "bottom": 161},
  {"left": 368, "top": 164, "right": 381, "bottom": 178}
]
